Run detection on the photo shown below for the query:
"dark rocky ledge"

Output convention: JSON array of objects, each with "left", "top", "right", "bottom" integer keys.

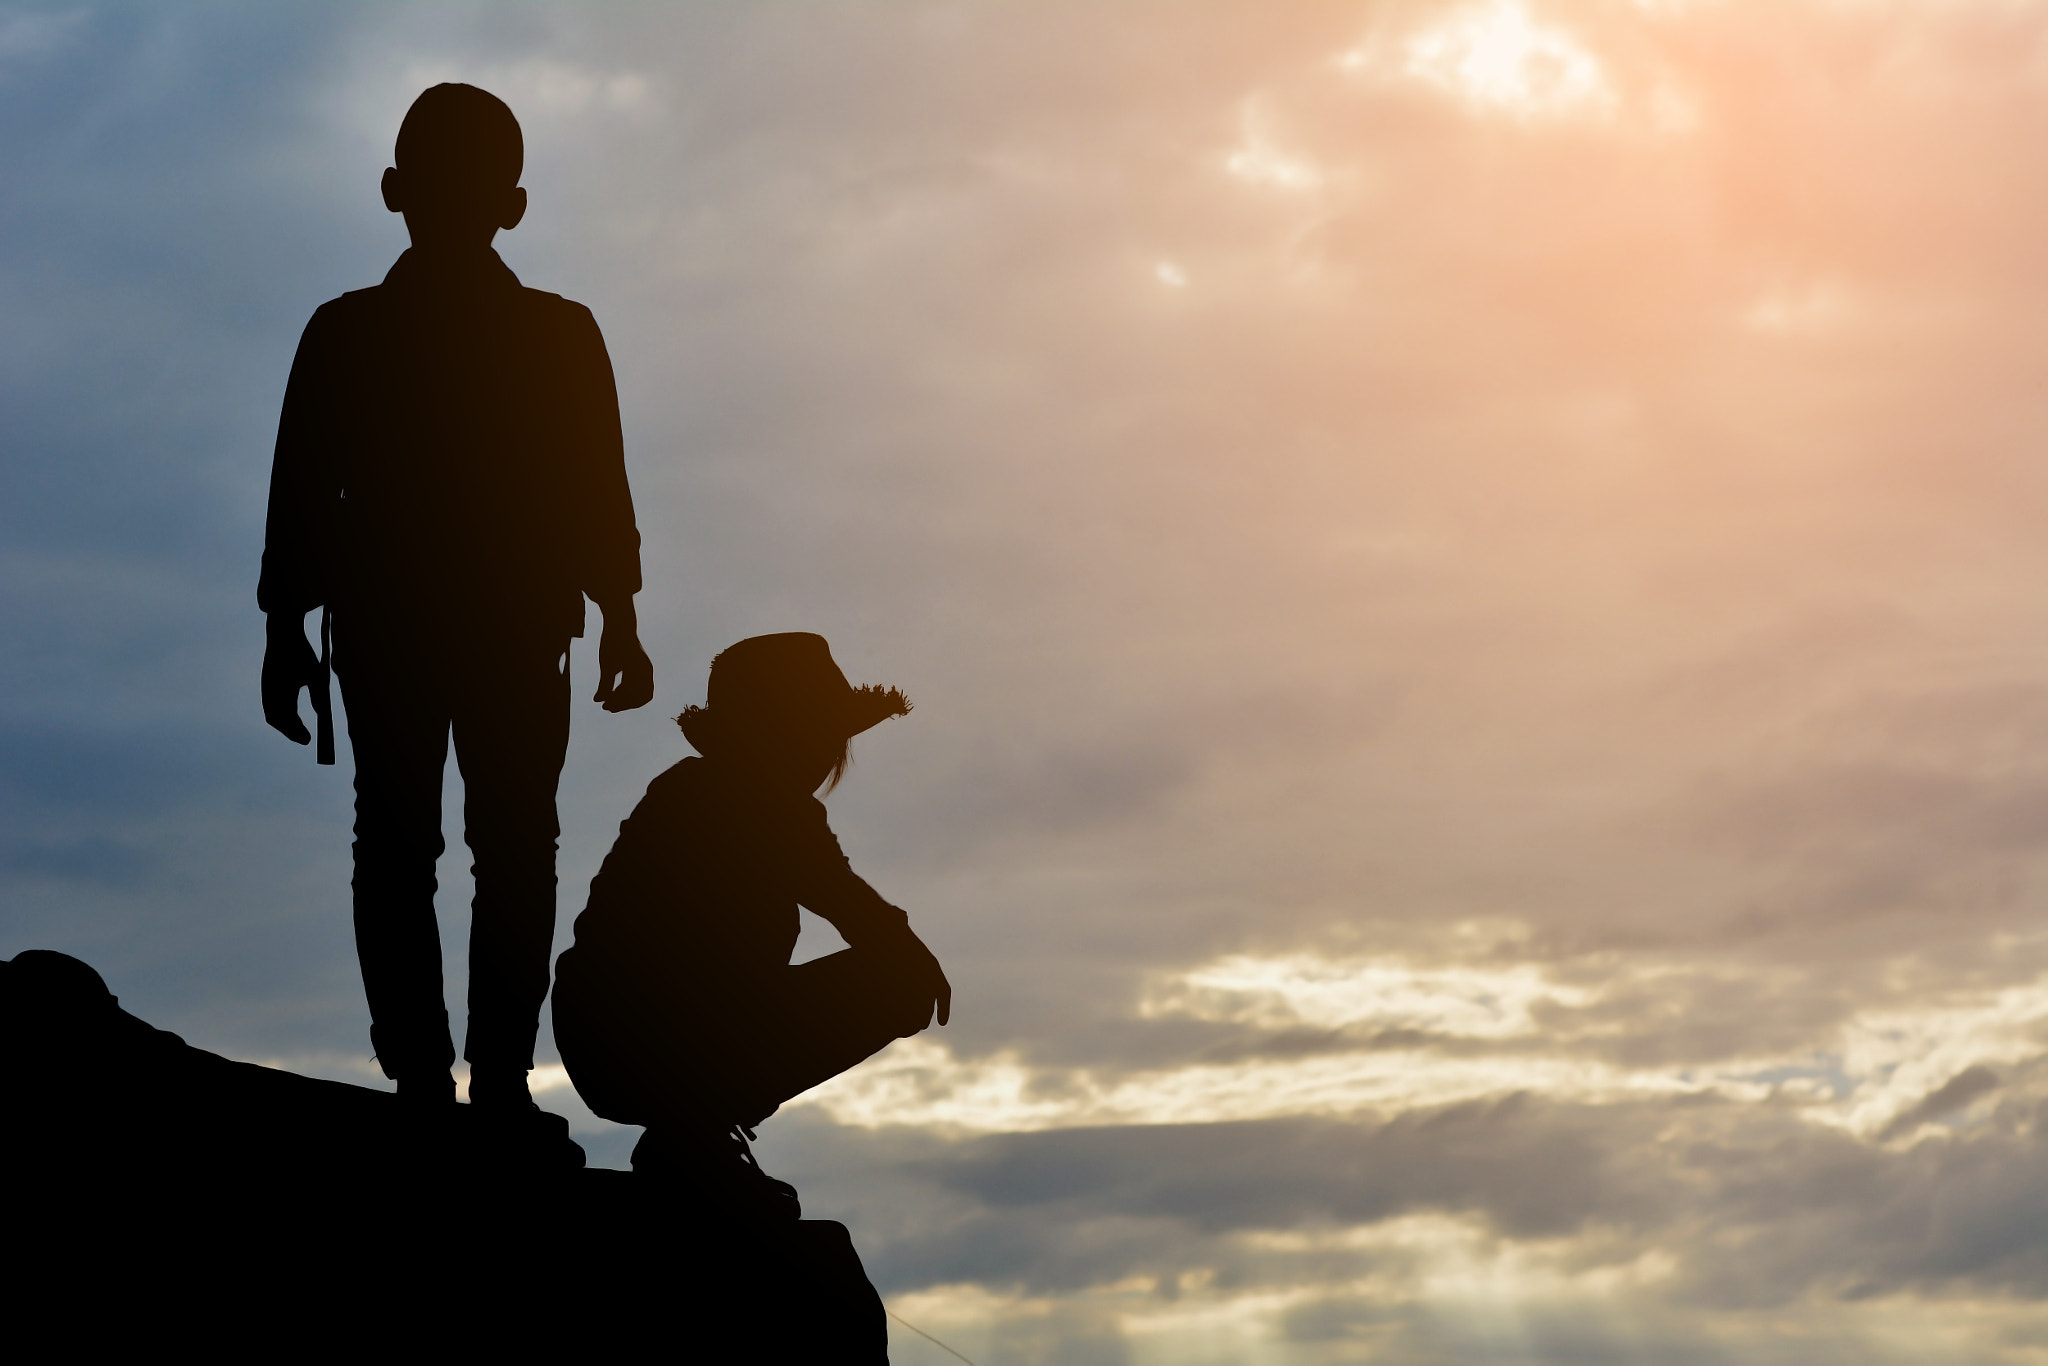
[{"left": 4, "top": 949, "right": 887, "bottom": 1360}]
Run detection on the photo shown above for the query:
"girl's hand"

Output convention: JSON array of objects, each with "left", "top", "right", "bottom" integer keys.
[
  {"left": 888, "top": 927, "right": 952, "bottom": 1030},
  {"left": 924, "top": 940, "right": 953, "bottom": 1027}
]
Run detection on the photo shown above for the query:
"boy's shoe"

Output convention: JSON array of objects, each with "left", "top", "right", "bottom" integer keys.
[
  {"left": 395, "top": 1071, "right": 456, "bottom": 1106},
  {"left": 467, "top": 1068, "right": 533, "bottom": 1110},
  {"left": 467, "top": 1110, "right": 586, "bottom": 1178},
  {"left": 463, "top": 1068, "right": 584, "bottom": 1168}
]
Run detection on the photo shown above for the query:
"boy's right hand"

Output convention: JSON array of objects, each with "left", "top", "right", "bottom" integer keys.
[{"left": 262, "top": 614, "right": 323, "bottom": 745}]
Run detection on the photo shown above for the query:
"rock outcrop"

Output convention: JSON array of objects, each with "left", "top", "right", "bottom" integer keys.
[{"left": 4, "top": 950, "right": 888, "bottom": 1360}]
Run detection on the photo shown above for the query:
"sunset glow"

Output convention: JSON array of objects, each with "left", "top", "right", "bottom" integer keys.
[
  {"left": 1398, "top": 0, "right": 1614, "bottom": 118},
  {"left": 14, "top": 1, "right": 2048, "bottom": 1360}
]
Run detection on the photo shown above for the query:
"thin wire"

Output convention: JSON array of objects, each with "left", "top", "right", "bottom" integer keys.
[{"left": 886, "top": 1308, "right": 978, "bottom": 1365}]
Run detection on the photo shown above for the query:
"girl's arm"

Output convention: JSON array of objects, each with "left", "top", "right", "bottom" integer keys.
[{"left": 797, "top": 808, "right": 952, "bottom": 1027}]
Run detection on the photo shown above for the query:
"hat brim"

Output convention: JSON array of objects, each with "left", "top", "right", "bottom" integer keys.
[
  {"left": 841, "top": 683, "right": 914, "bottom": 736},
  {"left": 677, "top": 684, "right": 911, "bottom": 755}
]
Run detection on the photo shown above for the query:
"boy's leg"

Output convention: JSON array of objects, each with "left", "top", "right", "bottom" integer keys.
[
  {"left": 336, "top": 625, "right": 457, "bottom": 1084},
  {"left": 451, "top": 639, "right": 572, "bottom": 1084}
]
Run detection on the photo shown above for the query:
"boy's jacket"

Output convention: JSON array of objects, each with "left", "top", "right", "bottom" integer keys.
[{"left": 258, "top": 247, "right": 642, "bottom": 649}]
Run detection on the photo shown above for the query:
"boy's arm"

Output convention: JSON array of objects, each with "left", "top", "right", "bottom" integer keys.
[
  {"left": 560, "top": 303, "right": 652, "bottom": 712},
  {"left": 258, "top": 309, "right": 337, "bottom": 747}
]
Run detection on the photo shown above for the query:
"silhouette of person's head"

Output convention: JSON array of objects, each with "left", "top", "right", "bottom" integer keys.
[
  {"left": 677, "top": 634, "right": 911, "bottom": 795},
  {"left": 381, "top": 83, "right": 526, "bottom": 256}
]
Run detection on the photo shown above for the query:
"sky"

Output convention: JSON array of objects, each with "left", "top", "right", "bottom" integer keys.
[{"left": 8, "top": 0, "right": 2048, "bottom": 1360}]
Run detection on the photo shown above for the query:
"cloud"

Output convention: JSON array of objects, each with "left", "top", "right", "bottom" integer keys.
[
  {"left": 14, "top": 2, "right": 2048, "bottom": 1359},
  {"left": 1142, "top": 952, "right": 1597, "bottom": 1037},
  {"left": 1398, "top": 1, "right": 1618, "bottom": 120},
  {"left": 1878, "top": 1063, "right": 2000, "bottom": 1143},
  {"left": 754, "top": 1087, "right": 2048, "bottom": 1355},
  {"left": 0, "top": 7, "right": 86, "bottom": 68},
  {"left": 762, "top": 1093, "right": 2048, "bottom": 1358},
  {"left": 2, "top": 833, "right": 157, "bottom": 886}
]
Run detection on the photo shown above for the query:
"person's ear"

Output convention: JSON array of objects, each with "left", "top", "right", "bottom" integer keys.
[
  {"left": 381, "top": 167, "right": 404, "bottom": 214},
  {"left": 500, "top": 186, "right": 528, "bottom": 232}
]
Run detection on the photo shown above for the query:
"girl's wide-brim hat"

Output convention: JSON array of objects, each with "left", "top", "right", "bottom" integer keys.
[{"left": 676, "top": 632, "right": 910, "bottom": 756}]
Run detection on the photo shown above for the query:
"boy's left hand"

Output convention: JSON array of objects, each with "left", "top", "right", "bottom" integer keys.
[{"left": 595, "top": 621, "right": 654, "bottom": 712}]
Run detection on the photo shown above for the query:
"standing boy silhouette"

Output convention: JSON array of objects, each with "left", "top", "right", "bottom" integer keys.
[{"left": 259, "top": 84, "right": 652, "bottom": 1109}]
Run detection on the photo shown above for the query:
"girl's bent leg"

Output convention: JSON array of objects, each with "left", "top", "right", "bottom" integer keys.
[
  {"left": 556, "top": 942, "right": 932, "bottom": 1132},
  {"left": 736, "top": 944, "right": 932, "bottom": 1118}
]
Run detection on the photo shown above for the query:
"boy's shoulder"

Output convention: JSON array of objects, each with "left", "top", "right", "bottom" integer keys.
[
  {"left": 512, "top": 285, "right": 602, "bottom": 335},
  {"left": 311, "top": 280, "right": 595, "bottom": 319},
  {"left": 296, "top": 282, "right": 602, "bottom": 365},
  {"left": 512, "top": 283, "right": 585, "bottom": 310},
  {"left": 301, "top": 283, "right": 400, "bottom": 340},
  {"left": 305, "top": 284, "right": 382, "bottom": 321}
]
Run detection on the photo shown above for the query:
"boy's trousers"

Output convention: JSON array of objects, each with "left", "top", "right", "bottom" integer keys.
[{"left": 336, "top": 615, "right": 571, "bottom": 1082}]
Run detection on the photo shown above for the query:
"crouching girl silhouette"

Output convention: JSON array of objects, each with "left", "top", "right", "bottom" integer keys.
[{"left": 552, "top": 634, "right": 949, "bottom": 1215}]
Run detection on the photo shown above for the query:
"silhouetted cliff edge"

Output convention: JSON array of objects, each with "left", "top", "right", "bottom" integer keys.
[{"left": 4, "top": 950, "right": 887, "bottom": 1360}]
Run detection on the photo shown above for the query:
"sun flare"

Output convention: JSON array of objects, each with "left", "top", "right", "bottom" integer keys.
[{"left": 1403, "top": 0, "right": 1614, "bottom": 118}]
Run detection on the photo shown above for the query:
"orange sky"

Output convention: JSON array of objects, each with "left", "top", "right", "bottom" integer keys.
[{"left": 12, "top": 2, "right": 2048, "bottom": 1360}]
